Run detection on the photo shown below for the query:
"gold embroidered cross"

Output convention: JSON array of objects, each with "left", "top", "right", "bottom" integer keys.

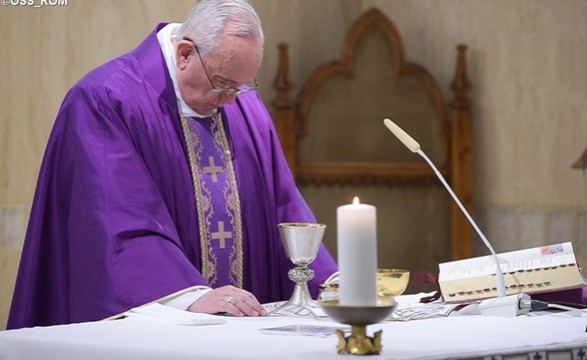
[
  {"left": 211, "top": 221, "right": 232, "bottom": 249},
  {"left": 203, "top": 156, "right": 223, "bottom": 183}
]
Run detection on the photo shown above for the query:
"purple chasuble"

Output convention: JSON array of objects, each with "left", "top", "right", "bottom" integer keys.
[{"left": 7, "top": 23, "right": 337, "bottom": 330}]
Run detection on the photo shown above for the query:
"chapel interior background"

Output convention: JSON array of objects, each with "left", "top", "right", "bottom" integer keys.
[{"left": 1, "top": 0, "right": 586, "bottom": 329}]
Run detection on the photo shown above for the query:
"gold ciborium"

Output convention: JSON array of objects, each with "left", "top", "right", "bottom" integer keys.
[
  {"left": 320, "top": 297, "right": 397, "bottom": 356},
  {"left": 376, "top": 269, "right": 410, "bottom": 297},
  {"left": 319, "top": 268, "right": 410, "bottom": 301},
  {"left": 269, "top": 223, "right": 326, "bottom": 318}
]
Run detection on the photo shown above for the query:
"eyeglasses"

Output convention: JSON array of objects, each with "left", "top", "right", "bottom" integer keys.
[{"left": 183, "top": 37, "right": 258, "bottom": 96}]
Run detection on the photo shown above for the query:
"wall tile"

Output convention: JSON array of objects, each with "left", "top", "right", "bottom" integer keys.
[
  {"left": 577, "top": 211, "right": 587, "bottom": 252},
  {"left": 548, "top": 210, "right": 576, "bottom": 244},
  {"left": 487, "top": 207, "right": 519, "bottom": 252},
  {"left": 0, "top": 249, "right": 21, "bottom": 330},
  {"left": 473, "top": 207, "right": 489, "bottom": 256},
  {"left": 519, "top": 209, "right": 545, "bottom": 249},
  {"left": 2, "top": 206, "right": 26, "bottom": 250}
]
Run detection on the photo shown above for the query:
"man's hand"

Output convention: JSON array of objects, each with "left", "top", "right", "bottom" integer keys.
[{"left": 187, "top": 285, "right": 267, "bottom": 317}]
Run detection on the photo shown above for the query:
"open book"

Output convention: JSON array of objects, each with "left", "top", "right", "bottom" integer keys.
[{"left": 439, "top": 242, "right": 584, "bottom": 303}]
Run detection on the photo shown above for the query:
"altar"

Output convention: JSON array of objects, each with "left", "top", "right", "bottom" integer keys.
[{"left": 1, "top": 305, "right": 585, "bottom": 360}]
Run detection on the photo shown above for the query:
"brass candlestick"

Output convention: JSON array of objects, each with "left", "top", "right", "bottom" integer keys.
[{"left": 320, "top": 298, "right": 396, "bottom": 356}]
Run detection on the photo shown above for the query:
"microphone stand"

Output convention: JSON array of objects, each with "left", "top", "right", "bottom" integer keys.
[
  {"left": 383, "top": 119, "right": 532, "bottom": 316},
  {"left": 416, "top": 149, "right": 506, "bottom": 298}
]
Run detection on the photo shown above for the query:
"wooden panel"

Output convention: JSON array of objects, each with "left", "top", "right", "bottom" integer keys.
[
  {"left": 296, "top": 8, "right": 449, "bottom": 184},
  {"left": 272, "top": 7, "right": 474, "bottom": 272}
]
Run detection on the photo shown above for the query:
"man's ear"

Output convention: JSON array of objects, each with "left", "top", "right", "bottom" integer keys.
[{"left": 176, "top": 41, "right": 193, "bottom": 69}]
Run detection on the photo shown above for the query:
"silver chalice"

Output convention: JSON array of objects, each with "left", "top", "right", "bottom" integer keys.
[{"left": 269, "top": 222, "right": 326, "bottom": 318}]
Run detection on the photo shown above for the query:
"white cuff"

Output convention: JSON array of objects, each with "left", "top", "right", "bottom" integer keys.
[{"left": 162, "top": 287, "right": 212, "bottom": 310}]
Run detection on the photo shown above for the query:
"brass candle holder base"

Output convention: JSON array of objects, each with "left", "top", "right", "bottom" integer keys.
[{"left": 319, "top": 299, "right": 396, "bottom": 356}]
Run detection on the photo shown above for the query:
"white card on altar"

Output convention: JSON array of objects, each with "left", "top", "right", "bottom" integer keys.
[
  {"left": 259, "top": 324, "right": 350, "bottom": 337},
  {"left": 123, "top": 303, "right": 227, "bottom": 326}
]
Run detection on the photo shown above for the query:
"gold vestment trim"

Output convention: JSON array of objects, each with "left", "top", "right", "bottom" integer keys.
[{"left": 180, "top": 114, "right": 243, "bottom": 288}]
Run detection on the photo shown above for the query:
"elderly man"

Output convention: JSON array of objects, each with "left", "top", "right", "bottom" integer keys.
[{"left": 8, "top": 0, "right": 337, "bottom": 329}]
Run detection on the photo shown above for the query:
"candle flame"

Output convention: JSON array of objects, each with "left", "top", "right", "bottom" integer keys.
[{"left": 353, "top": 196, "right": 360, "bottom": 205}]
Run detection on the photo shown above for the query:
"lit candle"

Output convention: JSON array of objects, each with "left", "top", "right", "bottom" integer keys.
[{"left": 337, "top": 196, "right": 377, "bottom": 306}]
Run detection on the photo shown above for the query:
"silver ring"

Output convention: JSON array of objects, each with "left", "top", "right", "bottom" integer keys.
[{"left": 224, "top": 295, "right": 233, "bottom": 303}]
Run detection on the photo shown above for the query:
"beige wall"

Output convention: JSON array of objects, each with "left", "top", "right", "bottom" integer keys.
[
  {"left": 362, "top": 0, "right": 587, "bottom": 258},
  {"left": 1, "top": 0, "right": 586, "bottom": 329}
]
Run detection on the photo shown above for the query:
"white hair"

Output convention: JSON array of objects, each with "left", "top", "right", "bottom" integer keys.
[{"left": 178, "top": 0, "right": 265, "bottom": 56}]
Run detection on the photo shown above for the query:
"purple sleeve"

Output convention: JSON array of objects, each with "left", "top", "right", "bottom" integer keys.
[
  {"left": 67, "top": 84, "right": 208, "bottom": 310},
  {"left": 268, "top": 119, "right": 339, "bottom": 295},
  {"left": 12, "top": 82, "right": 206, "bottom": 326},
  {"left": 231, "top": 92, "right": 338, "bottom": 298}
]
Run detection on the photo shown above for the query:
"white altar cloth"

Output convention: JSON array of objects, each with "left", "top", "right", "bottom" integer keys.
[{"left": 1, "top": 311, "right": 586, "bottom": 359}]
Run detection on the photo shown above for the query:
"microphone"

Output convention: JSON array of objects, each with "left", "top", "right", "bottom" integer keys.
[{"left": 382, "top": 118, "right": 526, "bottom": 314}]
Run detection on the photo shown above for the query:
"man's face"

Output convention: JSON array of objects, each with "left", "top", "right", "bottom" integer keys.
[{"left": 175, "top": 35, "right": 263, "bottom": 116}]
